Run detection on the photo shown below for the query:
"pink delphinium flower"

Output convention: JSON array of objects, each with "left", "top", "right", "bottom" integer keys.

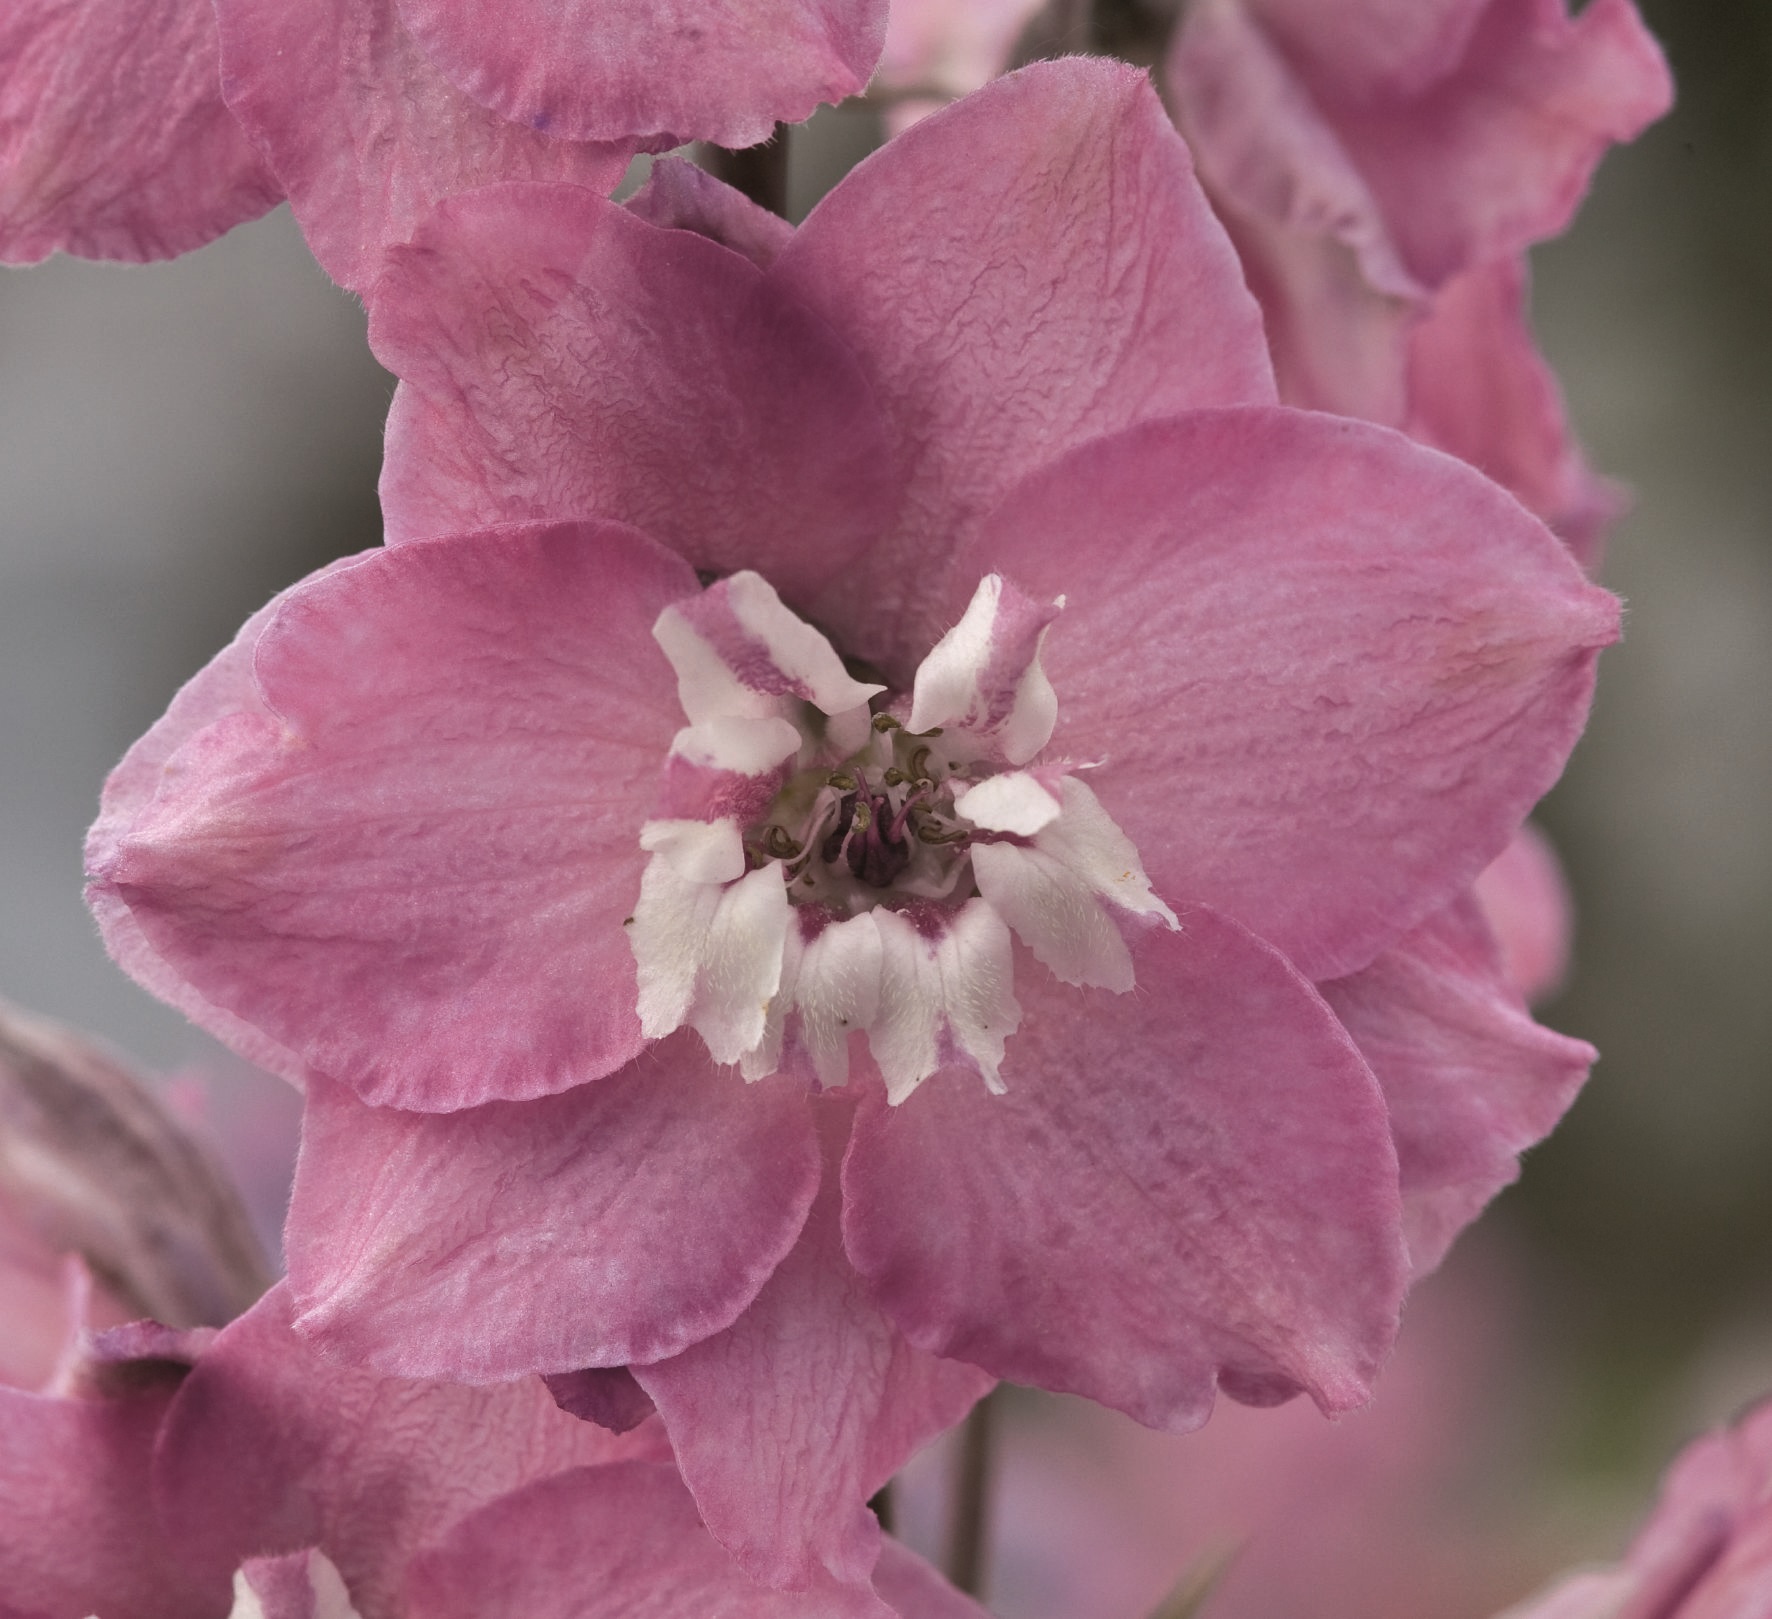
[
  {"left": 875, "top": 0, "right": 1046, "bottom": 131},
  {"left": 0, "top": 0, "right": 886, "bottom": 289},
  {"left": 88, "top": 60, "right": 1615, "bottom": 1589},
  {"left": 1497, "top": 1398, "right": 1772, "bottom": 1619},
  {"left": 1166, "top": 0, "right": 1672, "bottom": 562}
]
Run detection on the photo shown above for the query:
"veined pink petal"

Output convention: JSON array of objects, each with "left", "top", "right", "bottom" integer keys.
[
  {"left": 372, "top": 183, "right": 896, "bottom": 603},
  {"left": 637, "top": 1102, "right": 992, "bottom": 1589},
  {"left": 625, "top": 155, "right": 794, "bottom": 270},
  {"left": 0, "top": 0, "right": 279, "bottom": 264},
  {"left": 392, "top": 0, "right": 888, "bottom": 148},
  {"left": 1322, "top": 894, "right": 1593, "bottom": 1275},
  {"left": 770, "top": 57, "right": 1276, "bottom": 674},
  {"left": 543, "top": 1367, "right": 656, "bottom": 1435},
  {"left": 92, "top": 523, "right": 694, "bottom": 1111},
  {"left": 1406, "top": 259, "right": 1624, "bottom": 568},
  {"left": 285, "top": 1046, "right": 820, "bottom": 1380},
  {"left": 403, "top": 1463, "right": 899, "bottom": 1619},
  {"left": 155, "top": 1285, "right": 658, "bottom": 1616},
  {"left": 843, "top": 910, "right": 1407, "bottom": 1431},
  {"left": 0, "top": 1381, "right": 210, "bottom": 1619},
  {"left": 213, "top": 0, "right": 632, "bottom": 293},
  {"left": 969, "top": 409, "right": 1619, "bottom": 981},
  {"left": 1472, "top": 824, "right": 1575, "bottom": 1004}
]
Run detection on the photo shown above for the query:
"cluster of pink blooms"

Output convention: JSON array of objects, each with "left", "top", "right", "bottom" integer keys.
[{"left": 1, "top": 0, "right": 1741, "bottom": 1615}]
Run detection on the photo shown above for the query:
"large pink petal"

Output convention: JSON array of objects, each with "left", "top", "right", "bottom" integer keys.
[
  {"left": 970, "top": 409, "right": 1619, "bottom": 981},
  {"left": 393, "top": 0, "right": 887, "bottom": 148},
  {"left": 0, "top": 1382, "right": 214, "bottom": 1619},
  {"left": 1406, "top": 258, "right": 1622, "bottom": 569},
  {"left": 214, "top": 0, "right": 632, "bottom": 293},
  {"left": 844, "top": 910, "right": 1407, "bottom": 1431},
  {"left": 625, "top": 154, "right": 793, "bottom": 270},
  {"left": 0, "top": 0, "right": 279, "bottom": 264},
  {"left": 404, "top": 1463, "right": 897, "bottom": 1619},
  {"left": 871, "top": 1543, "right": 994, "bottom": 1619},
  {"left": 92, "top": 523, "right": 694, "bottom": 1111},
  {"left": 1288, "top": 0, "right": 1673, "bottom": 285},
  {"left": 1472, "top": 823, "right": 1574, "bottom": 1005},
  {"left": 284, "top": 1047, "right": 821, "bottom": 1380},
  {"left": 371, "top": 182, "right": 896, "bottom": 606},
  {"left": 85, "top": 557, "right": 365, "bottom": 1083},
  {"left": 770, "top": 57, "right": 1276, "bottom": 675},
  {"left": 154, "top": 1285, "right": 660, "bottom": 1617},
  {"left": 1322, "top": 893, "right": 1593, "bottom": 1275},
  {"left": 637, "top": 1100, "right": 992, "bottom": 1588}
]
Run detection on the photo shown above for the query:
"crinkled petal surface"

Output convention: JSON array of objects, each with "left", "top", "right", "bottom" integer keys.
[
  {"left": 968, "top": 410, "right": 1619, "bottom": 982},
  {"left": 625, "top": 154, "right": 794, "bottom": 269},
  {"left": 393, "top": 0, "right": 887, "bottom": 148},
  {"left": 156, "top": 1286, "right": 660, "bottom": 1618},
  {"left": 1322, "top": 894, "right": 1593, "bottom": 1275},
  {"left": 769, "top": 57, "right": 1276, "bottom": 673},
  {"left": 92, "top": 523, "right": 694, "bottom": 1111},
  {"left": 0, "top": 1382, "right": 210, "bottom": 1619},
  {"left": 0, "top": 0, "right": 279, "bottom": 263},
  {"left": 372, "top": 182, "right": 896, "bottom": 605},
  {"left": 403, "top": 1462, "right": 898, "bottom": 1619},
  {"left": 636, "top": 1103, "right": 992, "bottom": 1588},
  {"left": 844, "top": 910, "right": 1407, "bottom": 1430},
  {"left": 214, "top": 0, "right": 632, "bottom": 292},
  {"left": 285, "top": 1045, "right": 820, "bottom": 1380}
]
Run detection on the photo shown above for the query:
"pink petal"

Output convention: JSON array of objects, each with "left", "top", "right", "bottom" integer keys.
[
  {"left": 871, "top": 1542, "right": 995, "bottom": 1619},
  {"left": 404, "top": 1462, "right": 898, "bottom": 1619},
  {"left": 625, "top": 154, "right": 793, "bottom": 269},
  {"left": 0, "top": 0, "right": 279, "bottom": 264},
  {"left": 393, "top": 0, "right": 886, "bottom": 148},
  {"left": 1406, "top": 258, "right": 1624, "bottom": 569},
  {"left": 84, "top": 565, "right": 369, "bottom": 1085},
  {"left": 636, "top": 1101, "right": 992, "bottom": 1588},
  {"left": 770, "top": 57, "right": 1275, "bottom": 674},
  {"left": 1321, "top": 894, "right": 1593, "bottom": 1275},
  {"left": 92, "top": 523, "right": 695, "bottom": 1111},
  {"left": 285, "top": 1046, "right": 820, "bottom": 1380},
  {"left": 1266, "top": 0, "right": 1673, "bottom": 285},
  {"left": 213, "top": 0, "right": 633, "bottom": 293},
  {"left": 372, "top": 183, "right": 896, "bottom": 604},
  {"left": 156, "top": 1285, "right": 659, "bottom": 1616},
  {"left": 1472, "top": 823, "right": 1575, "bottom": 1004},
  {"left": 543, "top": 1367, "right": 656, "bottom": 1434},
  {"left": 969, "top": 409, "right": 1619, "bottom": 981},
  {"left": 844, "top": 909, "right": 1407, "bottom": 1430},
  {"left": 0, "top": 1382, "right": 211, "bottom": 1619}
]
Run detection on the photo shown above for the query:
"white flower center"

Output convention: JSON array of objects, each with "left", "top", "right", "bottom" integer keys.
[{"left": 628, "top": 571, "right": 1176, "bottom": 1103}]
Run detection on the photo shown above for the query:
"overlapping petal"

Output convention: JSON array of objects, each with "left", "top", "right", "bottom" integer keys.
[
  {"left": 637, "top": 1105, "right": 993, "bottom": 1588},
  {"left": 771, "top": 59, "right": 1277, "bottom": 669},
  {"left": 1473, "top": 824, "right": 1575, "bottom": 1004},
  {"left": 91, "top": 523, "right": 694, "bottom": 1110},
  {"left": 392, "top": 0, "right": 888, "bottom": 149},
  {"left": 285, "top": 1047, "right": 821, "bottom": 1379},
  {"left": 968, "top": 410, "right": 1619, "bottom": 980},
  {"left": 844, "top": 911, "right": 1407, "bottom": 1429},
  {"left": 1322, "top": 895, "right": 1593, "bottom": 1274},
  {"left": 371, "top": 184, "right": 897, "bottom": 603},
  {"left": 213, "top": 0, "right": 633, "bottom": 292},
  {"left": 0, "top": 0, "right": 279, "bottom": 264}
]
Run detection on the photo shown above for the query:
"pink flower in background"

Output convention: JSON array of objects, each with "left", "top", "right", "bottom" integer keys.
[
  {"left": 1498, "top": 1398, "right": 1772, "bottom": 1619},
  {"left": 0, "top": 0, "right": 886, "bottom": 288},
  {"left": 89, "top": 60, "right": 1614, "bottom": 1589},
  {"left": 1474, "top": 823, "right": 1576, "bottom": 1005},
  {"left": 1167, "top": 0, "right": 1672, "bottom": 561},
  {"left": 875, "top": 0, "right": 1045, "bottom": 131}
]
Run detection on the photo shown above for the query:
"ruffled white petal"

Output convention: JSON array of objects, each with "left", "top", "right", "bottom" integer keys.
[
  {"left": 1040, "top": 777, "right": 1179, "bottom": 928},
  {"left": 953, "top": 769, "right": 1063, "bottom": 835},
  {"left": 971, "top": 841, "right": 1135, "bottom": 991},
  {"left": 638, "top": 817, "right": 745, "bottom": 884}
]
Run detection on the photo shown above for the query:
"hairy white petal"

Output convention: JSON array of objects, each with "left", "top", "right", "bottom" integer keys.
[
  {"left": 230, "top": 1553, "right": 361, "bottom": 1619},
  {"left": 870, "top": 909, "right": 945, "bottom": 1102},
  {"left": 631, "top": 859, "right": 721, "bottom": 1039},
  {"left": 1040, "top": 777, "right": 1179, "bottom": 928},
  {"left": 638, "top": 818, "right": 745, "bottom": 884},
  {"left": 654, "top": 605, "right": 772, "bottom": 724},
  {"left": 686, "top": 864, "right": 790, "bottom": 1064},
  {"left": 972, "top": 841, "right": 1135, "bottom": 991},
  {"left": 668, "top": 715, "right": 801, "bottom": 774},
  {"left": 724, "top": 571, "right": 884, "bottom": 716},
  {"left": 953, "top": 770, "right": 1063, "bottom": 836},
  {"left": 932, "top": 900, "right": 1020, "bottom": 1095},
  {"left": 793, "top": 912, "right": 885, "bottom": 1086}
]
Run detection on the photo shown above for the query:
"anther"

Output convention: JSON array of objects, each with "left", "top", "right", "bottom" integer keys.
[
  {"left": 763, "top": 825, "right": 803, "bottom": 859},
  {"left": 871, "top": 714, "right": 902, "bottom": 733},
  {"left": 882, "top": 766, "right": 909, "bottom": 786}
]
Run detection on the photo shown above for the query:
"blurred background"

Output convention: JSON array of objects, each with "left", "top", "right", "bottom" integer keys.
[{"left": 0, "top": 0, "right": 1766, "bottom": 1611}]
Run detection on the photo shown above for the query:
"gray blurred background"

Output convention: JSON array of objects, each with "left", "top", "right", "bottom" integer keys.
[{"left": 0, "top": 0, "right": 1766, "bottom": 1597}]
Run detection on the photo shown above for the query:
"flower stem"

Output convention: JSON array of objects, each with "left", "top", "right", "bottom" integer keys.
[
  {"left": 944, "top": 1389, "right": 998, "bottom": 1598},
  {"left": 707, "top": 127, "right": 790, "bottom": 218}
]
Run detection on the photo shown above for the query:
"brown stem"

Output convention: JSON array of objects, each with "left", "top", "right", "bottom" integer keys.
[
  {"left": 706, "top": 126, "right": 790, "bottom": 219},
  {"left": 944, "top": 1390, "right": 998, "bottom": 1598}
]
